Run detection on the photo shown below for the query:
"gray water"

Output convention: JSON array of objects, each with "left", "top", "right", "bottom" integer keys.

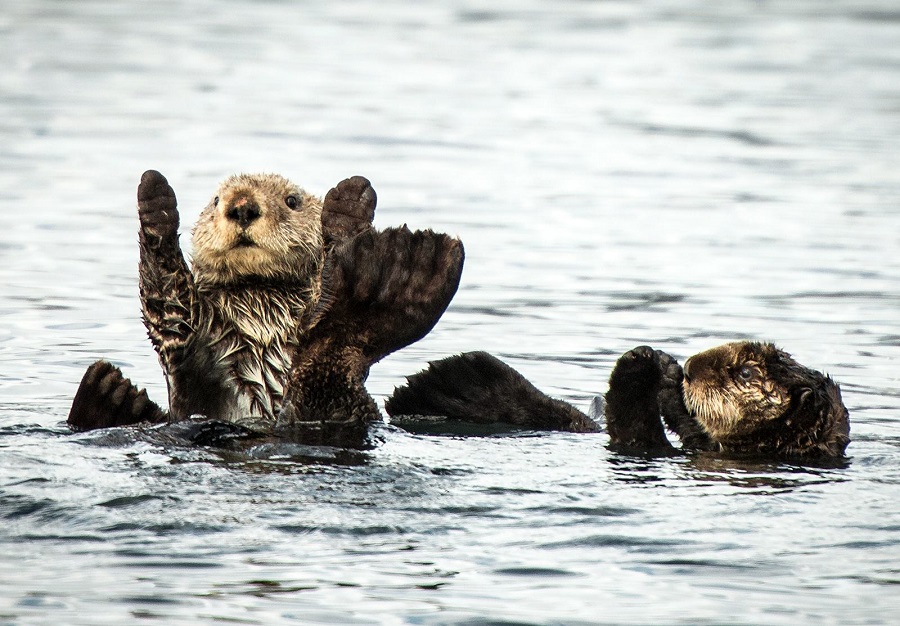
[{"left": 1, "top": 1, "right": 898, "bottom": 624}]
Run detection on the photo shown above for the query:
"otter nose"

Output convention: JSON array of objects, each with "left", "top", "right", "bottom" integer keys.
[
  {"left": 683, "top": 357, "right": 693, "bottom": 382},
  {"left": 225, "top": 202, "right": 260, "bottom": 229}
]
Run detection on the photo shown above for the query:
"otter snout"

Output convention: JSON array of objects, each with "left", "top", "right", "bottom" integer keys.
[
  {"left": 683, "top": 357, "right": 694, "bottom": 382},
  {"left": 225, "top": 199, "right": 261, "bottom": 229},
  {"left": 682, "top": 351, "right": 721, "bottom": 385}
]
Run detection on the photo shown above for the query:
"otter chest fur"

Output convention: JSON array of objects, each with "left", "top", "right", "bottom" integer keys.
[{"left": 170, "top": 285, "right": 311, "bottom": 423}]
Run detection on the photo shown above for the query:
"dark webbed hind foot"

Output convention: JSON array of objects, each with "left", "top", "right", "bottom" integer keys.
[
  {"left": 604, "top": 346, "right": 672, "bottom": 450},
  {"left": 322, "top": 175, "right": 377, "bottom": 247},
  {"left": 308, "top": 226, "right": 465, "bottom": 363},
  {"left": 609, "top": 346, "right": 661, "bottom": 392},
  {"left": 278, "top": 226, "right": 465, "bottom": 448},
  {"left": 137, "top": 169, "right": 179, "bottom": 240},
  {"left": 67, "top": 361, "right": 167, "bottom": 431},
  {"left": 386, "top": 351, "right": 599, "bottom": 434}
]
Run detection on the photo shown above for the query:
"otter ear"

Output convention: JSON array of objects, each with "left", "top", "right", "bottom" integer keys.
[
  {"left": 793, "top": 387, "right": 825, "bottom": 419},
  {"left": 322, "top": 176, "right": 376, "bottom": 248}
]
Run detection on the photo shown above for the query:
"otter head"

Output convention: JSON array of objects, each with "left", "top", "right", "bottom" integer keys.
[
  {"left": 682, "top": 341, "right": 850, "bottom": 457},
  {"left": 681, "top": 342, "right": 799, "bottom": 441},
  {"left": 191, "top": 174, "right": 324, "bottom": 286}
]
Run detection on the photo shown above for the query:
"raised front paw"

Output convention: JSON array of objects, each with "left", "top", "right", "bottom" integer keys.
[
  {"left": 656, "top": 349, "right": 687, "bottom": 428},
  {"left": 322, "top": 175, "right": 376, "bottom": 244},
  {"left": 653, "top": 349, "right": 714, "bottom": 449},
  {"left": 609, "top": 345, "right": 662, "bottom": 391},
  {"left": 137, "top": 169, "right": 179, "bottom": 239},
  {"left": 604, "top": 346, "right": 672, "bottom": 450}
]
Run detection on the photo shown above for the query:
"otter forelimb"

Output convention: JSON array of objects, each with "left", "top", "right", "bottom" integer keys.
[{"left": 137, "top": 170, "right": 196, "bottom": 361}]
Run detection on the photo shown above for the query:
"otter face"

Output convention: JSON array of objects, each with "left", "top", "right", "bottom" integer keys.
[
  {"left": 682, "top": 342, "right": 792, "bottom": 440},
  {"left": 191, "top": 173, "right": 324, "bottom": 285}
]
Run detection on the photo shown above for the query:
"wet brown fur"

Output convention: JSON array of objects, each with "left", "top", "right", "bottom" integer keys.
[
  {"left": 137, "top": 171, "right": 325, "bottom": 425},
  {"left": 386, "top": 341, "right": 850, "bottom": 460},
  {"left": 278, "top": 226, "right": 465, "bottom": 444},
  {"left": 386, "top": 351, "right": 598, "bottom": 433},
  {"left": 604, "top": 341, "right": 849, "bottom": 459},
  {"left": 68, "top": 170, "right": 465, "bottom": 449},
  {"left": 680, "top": 341, "right": 849, "bottom": 458}
]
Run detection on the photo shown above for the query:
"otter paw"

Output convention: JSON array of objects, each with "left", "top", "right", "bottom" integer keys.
[
  {"left": 605, "top": 346, "right": 672, "bottom": 451},
  {"left": 655, "top": 349, "right": 689, "bottom": 430},
  {"left": 137, "top": 169, "right": 179, "bottom": 239},
  {"left": 656, "top": 350, "right": 684, "bottom": 390},
  {"left": 67, "top": 360, "right": 167, "bottom": 431},
  {"left": 322, "top": 175, "right": 376, "bottom": 244},
  {"left": 609, "top": 346, "right": 662, "bottom": 390},
  {"left": 307, "top": 226, "right": 464, "bottom": 363}
]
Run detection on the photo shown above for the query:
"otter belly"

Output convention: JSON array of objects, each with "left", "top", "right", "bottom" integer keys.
[
  {"left": 164, "top": 288, "right": 307, "bottom": 424},
  {"left": 221, "top": 337, "right": 294, "bottom": 422},
  {"left": 165, "top": 327, "right": 296, "bottom": 424}
]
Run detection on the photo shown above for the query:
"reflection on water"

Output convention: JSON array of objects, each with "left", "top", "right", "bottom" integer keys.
[{"left": 1, "top": 0, "right": 899, "bottom": 624}]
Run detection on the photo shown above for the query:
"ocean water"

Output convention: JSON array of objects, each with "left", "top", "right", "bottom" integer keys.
[{"left": 0, "top": 1, "right": 898, "bottom": 624}]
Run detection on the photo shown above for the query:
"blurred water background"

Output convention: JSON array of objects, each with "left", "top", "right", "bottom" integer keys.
[{"left": 0, "top": 1, "right": 898, "bottom": 624}]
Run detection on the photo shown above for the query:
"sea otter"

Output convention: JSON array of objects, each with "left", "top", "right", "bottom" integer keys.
[
  {"left": 385, "top": 342, "right": 850, "bottom": 460},
  {"left": 67, "top": 170, "right": 464, "bottom": 448}
]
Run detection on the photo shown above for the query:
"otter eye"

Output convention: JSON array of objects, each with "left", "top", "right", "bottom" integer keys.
[
  {"left": 737, "top": 365, "right": 755, "bottom": 382},
  {"left": 213, "top": 196, "right": 219, "bottom": 207},
  {"left": 285, "top": 195, "right": 299, "bottom": 210}
]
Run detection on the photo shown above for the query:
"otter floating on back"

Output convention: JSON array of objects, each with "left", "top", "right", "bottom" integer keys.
[
  {"left": 67, "top": 170, "right": 464, "bottom": 448},
  {"left": 386, "top": 342, "right": 850, "bottom": 460}
]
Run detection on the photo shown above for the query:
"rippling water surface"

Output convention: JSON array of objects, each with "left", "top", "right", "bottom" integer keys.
[{"left": 1, "top": 1, "right": 898, "bottom": 624}]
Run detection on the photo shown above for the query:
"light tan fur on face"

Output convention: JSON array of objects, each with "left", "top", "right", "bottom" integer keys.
[
  {"left": 191, "top": 173, "right": 324, "bottom": 286},
  {"left": 682, "top": 342, "right": 790, "bottom": 440}
]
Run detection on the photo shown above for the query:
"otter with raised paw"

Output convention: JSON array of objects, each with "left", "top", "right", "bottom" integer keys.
[
  {"left": 674, "top": 342, "right": 847, "bottom": 458},
  {"left": 386, "top": 341, "right": 850, "bottom": 460},
  {"left": 67, "top": 171, "right": 464, "bottom": 448}
]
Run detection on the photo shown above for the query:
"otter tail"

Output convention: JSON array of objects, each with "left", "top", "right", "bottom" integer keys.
[
  {"left": 385, "top": 351, "right": 599, "bottom": 434},
  {"left": 67, "top": 360, "right": 167, "bottom": 431}
]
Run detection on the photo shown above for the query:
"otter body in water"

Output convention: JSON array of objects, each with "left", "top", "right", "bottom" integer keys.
[
  {"left": 386, "top": 342, "right": 850, "bottom": 460},
  {"left": 142, "top": 170, "right": 325, "bottom": 424},
  {"left": 68, "top": 171, "right": 464, "bottom": 448},
  {"left": 604, "top": 342, "right": 849, "bottom": 459},
  {"left": 679, "top": 342, "right": 849, "bottom": 457}
]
